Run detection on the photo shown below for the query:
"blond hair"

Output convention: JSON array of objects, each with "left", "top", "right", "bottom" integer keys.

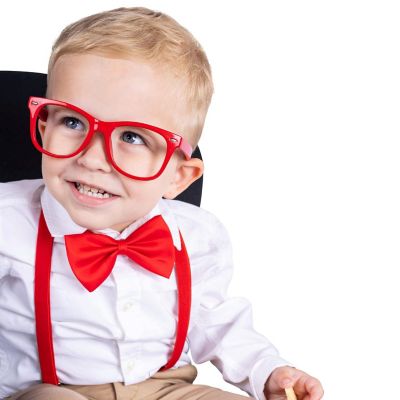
[{"left": 48, "top": 7, "right": 213, "bottom": 147}]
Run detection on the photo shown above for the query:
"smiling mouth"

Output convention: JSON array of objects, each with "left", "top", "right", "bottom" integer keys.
[{"left": 73, "top": 181, "right": 115, "bottom": 198}]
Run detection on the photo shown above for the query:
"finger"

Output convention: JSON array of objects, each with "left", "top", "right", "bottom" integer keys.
[
  {"left": 305, "top": 377, "right": 324, "bottom": 400},
  {"left": 301, "top": 376, "right": 324, "bottom": 400},
  {"left": 270, "top": 366, "right": 299, "bottom": 391}
]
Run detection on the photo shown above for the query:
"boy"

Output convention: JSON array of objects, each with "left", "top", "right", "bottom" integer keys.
[{"left": 0, "top": 7, "right": 323, "bottom": 400}]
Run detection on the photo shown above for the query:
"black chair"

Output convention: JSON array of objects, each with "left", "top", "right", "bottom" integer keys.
[{"left": 0, "top": 71, "right": 203, "bottom": 207}]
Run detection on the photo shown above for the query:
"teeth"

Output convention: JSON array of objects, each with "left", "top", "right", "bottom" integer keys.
[{"left": 74, "top": 182, "right": 113, "bottom": 198}]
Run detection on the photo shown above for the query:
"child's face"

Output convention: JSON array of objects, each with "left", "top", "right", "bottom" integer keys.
[{"left": 42, "top": 53, "right": 201, "bottom": 232}]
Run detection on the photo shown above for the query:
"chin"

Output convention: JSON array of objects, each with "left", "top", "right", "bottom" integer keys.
[{"left": 69, "top": 213, "right": 111, "bottom": 231}]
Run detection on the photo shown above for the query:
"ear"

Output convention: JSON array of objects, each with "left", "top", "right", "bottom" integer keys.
[
  {"left": 38, "top": 119, "right": 46, "bottom": 137},
  {"left": 163, "top": 157, "right": 204, "bottom": 199}
]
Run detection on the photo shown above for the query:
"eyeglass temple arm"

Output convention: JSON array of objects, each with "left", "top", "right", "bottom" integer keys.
[{"left": 180, "top": 139, "right": 193, "bottom": 160}]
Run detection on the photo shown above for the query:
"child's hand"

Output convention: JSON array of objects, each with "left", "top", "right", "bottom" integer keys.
[{"left": 263, "top": 366, "right": 323, "bottom": 400}]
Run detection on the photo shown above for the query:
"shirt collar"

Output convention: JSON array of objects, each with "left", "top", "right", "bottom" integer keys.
[{"left": 40, "top": 186, "right": 181, "bottom": 250}]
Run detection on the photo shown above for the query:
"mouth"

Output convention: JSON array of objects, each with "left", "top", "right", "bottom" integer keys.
[{"left": 69, "top": 180, "right": 119, "bottom": 199}]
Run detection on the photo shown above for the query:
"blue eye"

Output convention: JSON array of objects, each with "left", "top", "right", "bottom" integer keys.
[
  {"left": 121, "top": 131, "right": 145, "bottom": 145},
  {"left": 63, "top": 117, "right": 84, "bottom": 130}
]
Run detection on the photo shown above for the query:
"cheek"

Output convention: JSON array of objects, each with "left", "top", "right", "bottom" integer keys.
[
  {"left": 41, "top": 156, "right": 70, "bottom": 182},
  {"left": 41, "top": 156, "right": 55, "bottom": 180},
  {"left": 121, "top": 173, "right": 172, "bottom": 203}
]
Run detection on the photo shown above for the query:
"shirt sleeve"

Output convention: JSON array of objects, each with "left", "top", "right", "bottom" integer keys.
[
  {"left": 0, "top": 203, "right": 11, "bottom": 281},
  {"left": 0, "top": 254, "right": 10, "bottom": 281},
  {"left": 187, "top": 219, "right": 292, "bottom": 400}
]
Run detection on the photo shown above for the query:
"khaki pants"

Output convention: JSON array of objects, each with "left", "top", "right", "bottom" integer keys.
[{"left": 8, "top": 365, "right": 253, "bottom": 400}]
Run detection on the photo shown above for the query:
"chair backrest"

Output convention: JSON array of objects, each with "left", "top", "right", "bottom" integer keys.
[{"left": 0, "top": 71, "right": 203, "bottom": 206}]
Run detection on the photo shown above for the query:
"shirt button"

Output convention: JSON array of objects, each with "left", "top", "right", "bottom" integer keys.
[
  {"left": 122, "top": 301, "right": 134, "bottom": 312},
  {"left": 126, "top": 360, "right": 135, "bottom": 372}
]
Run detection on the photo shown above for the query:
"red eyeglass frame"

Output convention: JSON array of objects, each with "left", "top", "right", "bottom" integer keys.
[{"left": 28, "top": 96, "right": 193, "bottom": 181}]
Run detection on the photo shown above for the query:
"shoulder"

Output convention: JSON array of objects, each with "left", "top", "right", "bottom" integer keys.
[
  {"left": 162, "top": 199, "right": 228, "bottom": 234},
  {"left": 0, "top": 178, "right": 44, "bottom": 208},
  {"left": 161, "top": 199, "right": 232, "bottom": 253},
  {"left": 0, "top": 179, "right": 44, "bottom": 251}
]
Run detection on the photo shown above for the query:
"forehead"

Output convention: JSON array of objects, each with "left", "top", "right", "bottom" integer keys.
[{"left": 47, "top": 53, "right": 187, "bottom": 133}]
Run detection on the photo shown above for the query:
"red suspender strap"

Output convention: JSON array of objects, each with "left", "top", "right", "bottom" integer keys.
[
  {"left": 159, "top": 231, "right": 192, "bottom": 371},
  {"left": 34, "top": 211, "right": 59, "bottom": 384},
  {"left": 35, "top": 210, "right": 191, "bottom": 384}
]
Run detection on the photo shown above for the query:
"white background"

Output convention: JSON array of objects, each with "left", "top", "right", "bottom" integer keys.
[{"left": 1, "top": 1, "right": 400, "bottom": 399}]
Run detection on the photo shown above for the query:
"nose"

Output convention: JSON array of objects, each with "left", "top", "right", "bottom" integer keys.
[{"left": 76, "top": 131, "right": 113, "bottom": 173}]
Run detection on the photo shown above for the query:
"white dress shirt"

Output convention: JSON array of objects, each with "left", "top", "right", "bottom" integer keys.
[{"left": 0, "top": 179, "right": 290, "bottom": 400}]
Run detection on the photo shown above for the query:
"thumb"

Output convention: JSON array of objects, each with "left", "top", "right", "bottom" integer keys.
[{"left": 267, "top": 366, "right": 298, "bottom": 394}]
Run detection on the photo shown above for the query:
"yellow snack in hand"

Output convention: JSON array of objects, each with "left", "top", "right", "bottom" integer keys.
[{"left": 285, "top": 387, "right": 297, "bottom": 400}]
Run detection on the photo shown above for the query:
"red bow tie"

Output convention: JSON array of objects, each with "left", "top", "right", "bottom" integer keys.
[{"left": 64, "top": 215, "right": 175, "bottom": 292}]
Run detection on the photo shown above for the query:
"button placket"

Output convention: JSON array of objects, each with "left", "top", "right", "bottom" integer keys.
[
  {"left": 126, "top": 359, "right": 135, "bottom": 372},
  {"left": 122, "top": 301, "right": 135, "bottom": 312}
]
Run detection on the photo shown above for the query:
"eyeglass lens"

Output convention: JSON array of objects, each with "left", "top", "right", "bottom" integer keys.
[{"left": 34, "top": 104, "right": 169, "bottom": 178}]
